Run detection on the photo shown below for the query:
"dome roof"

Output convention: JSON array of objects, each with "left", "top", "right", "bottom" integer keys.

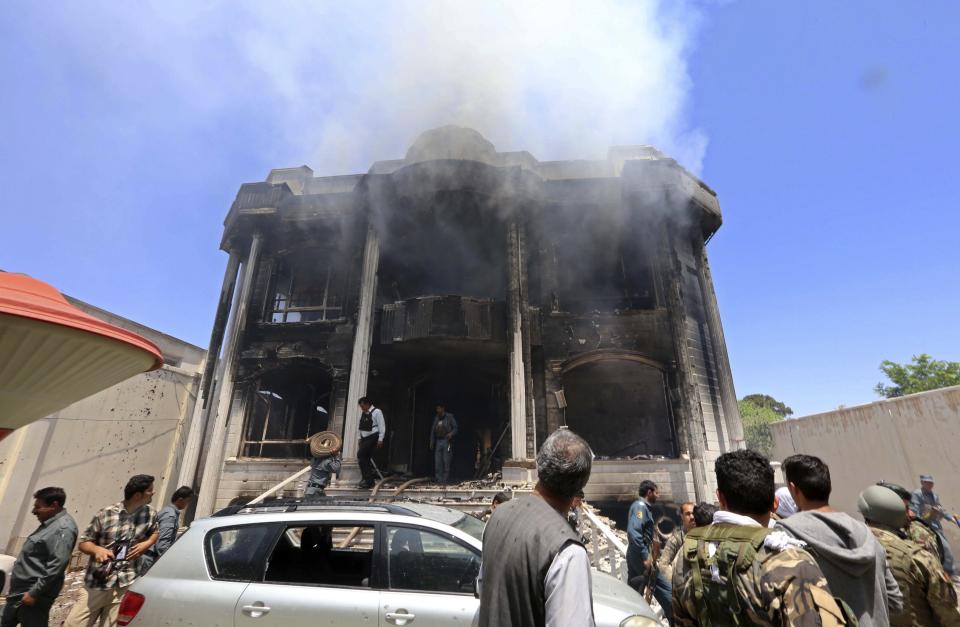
[{"left": 405, "top": 126, "right": 498, "bottom": 165}]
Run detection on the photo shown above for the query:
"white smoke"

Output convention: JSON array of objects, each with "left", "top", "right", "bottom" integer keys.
[{"left": 37, "top": 0, "right": 707, "bottom": 174}]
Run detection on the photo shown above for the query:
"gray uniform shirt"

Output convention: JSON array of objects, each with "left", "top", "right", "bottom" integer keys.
[
  {"left": 9, "top": 509, "right": 78, "bottom": 602},
  {"left": 152, "top": 504, "right": 181, "bottom": 557}
]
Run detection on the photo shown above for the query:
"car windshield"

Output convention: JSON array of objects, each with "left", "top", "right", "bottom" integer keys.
[
  {"left": 398, "top": 502, "right": 486, "bottom": 542},
  {"left": 451, "top": 512, "right": 485, "bottom": 542}
]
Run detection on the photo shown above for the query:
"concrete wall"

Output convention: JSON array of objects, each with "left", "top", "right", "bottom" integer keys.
[
  {"left": 0, "top": 300, "right": 204, "bottom": 554},
  {"left": 770, "top": 386, "right": 960, "bottom": 549}
]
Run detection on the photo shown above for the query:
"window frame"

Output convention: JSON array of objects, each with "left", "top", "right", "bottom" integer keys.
[
  {"left": 378, "top": 522, "right": 482, "bottom": 596},
  {"left": 203, "top": 522, "right": 281, "bottom": 583},
  {"left": 267, "top": 253, "right": 344, "bottom": 324},
  {"left": 240, "top": 373, "right": 333, "bottom": 460},
  {"left": 258, "top": 520, "right": 384, "bottom": 591}
]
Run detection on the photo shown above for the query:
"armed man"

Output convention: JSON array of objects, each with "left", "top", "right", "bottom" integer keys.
[
  {"left": 672, "top": 449, "right": 849, "bottom": 626},
  {"left": 627, "top": 479, "right": 672, "bottom": 624},
  {"left": 879, "top": 481, "right": 943, "bottom": 563},
  {"left": 910, "top": 475, "right": 956, "bottom": 578},
  {"left": 859, "top": 485, "right": 960, "bottom": 627}
]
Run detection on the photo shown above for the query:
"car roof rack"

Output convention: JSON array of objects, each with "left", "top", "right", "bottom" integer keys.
[{"left": 211, "top": 497, "right": 423, "bottom": 518}]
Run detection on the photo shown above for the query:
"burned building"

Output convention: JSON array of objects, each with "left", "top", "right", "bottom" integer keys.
[{"left": 185, "top": 127, "right": 743, "bottom": 516}]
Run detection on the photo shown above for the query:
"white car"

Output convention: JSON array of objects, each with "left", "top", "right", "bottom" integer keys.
[
  {"left": 0, "top": 553, "right": 15, "bottom": 596},
  {"left": 119, "top": 499, "right": 659, "bottom": 626}
]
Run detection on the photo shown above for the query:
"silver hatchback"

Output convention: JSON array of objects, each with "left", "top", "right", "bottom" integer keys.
[{"left": 119, "top": 500, "right": 659, "bottom": 626}]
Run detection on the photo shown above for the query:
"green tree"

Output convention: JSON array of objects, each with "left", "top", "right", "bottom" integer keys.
[
  {"left": 738, "top": 398, "right": 785, "bottom": 457},
  {"left": 740, "top": 393, "right": 793, "bottom": 418},
  {"left": 875, "top": 354, "right": 960, "bottom": 398}
]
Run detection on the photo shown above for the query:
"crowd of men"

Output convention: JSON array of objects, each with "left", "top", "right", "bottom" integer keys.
[
  {"left": 1, "top": 476, "right": 194, "bottom": 627},
  {"left": 479, "top": 428, "right": 960, "bottom": 627}
]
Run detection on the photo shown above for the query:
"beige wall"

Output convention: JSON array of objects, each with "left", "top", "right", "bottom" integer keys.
[
  {"left": 770, "top": 386, "right": 960, "bottom": 549},
  {"left": 0, "top": 300, "right": 203, "bottom": 554}
]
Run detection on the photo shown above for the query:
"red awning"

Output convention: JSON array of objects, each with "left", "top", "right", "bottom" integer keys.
[{"left": 0, "top": 273, "right": 164, "bottom": 439}]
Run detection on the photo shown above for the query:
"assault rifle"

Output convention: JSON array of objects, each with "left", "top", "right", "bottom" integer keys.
[{"left": 643, "top": 537, "right": 662, "bottom": 604}]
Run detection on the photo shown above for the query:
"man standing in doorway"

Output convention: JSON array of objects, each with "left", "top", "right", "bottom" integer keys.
[
  {"left": 1, "top": 487, "right": 78, "bottom": 627},
  {"left": 139, "top": 486, "right": 194, "bottom": 574},
  {"left": 911, "top": 475, "right": 956, "bottom": 579},
  {"left": 356, "top": 397, "right": 385, "bottom": 489},
  {"left": 64, "top": 474, "right": 158, "bottom": 627},
  {"left": 429, "top": 403, "right": 457, "bottom": 484},
  {"left": 627, "top": 480, "right": 672, "bottom": 624}
]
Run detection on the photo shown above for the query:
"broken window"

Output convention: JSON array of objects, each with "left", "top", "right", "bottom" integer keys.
[
  {"left": 242, "top": 367, "right": 332, "bottom": 458},
  {"left": 553, "top": 219, "right": 657, "bottom": 314},
  {"left": 268, "top": 251, "right": 343, "bottom": 323}
]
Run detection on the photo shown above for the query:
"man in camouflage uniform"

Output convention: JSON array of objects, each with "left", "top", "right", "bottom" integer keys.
[
  {"left": 659, "top": 501, "right": 694, "bottom": 582},
  {"left": 878, "top": 481, "right": 943, "bottom": 562},
  {"left": 859, "top": 485, "right": 960, "bottom": 626},
  {"left": 672, "top": 450, "right": 848, "bottom": 626}
]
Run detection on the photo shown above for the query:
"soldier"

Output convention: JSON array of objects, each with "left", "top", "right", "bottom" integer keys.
[
  {"left": 658, "top": 502, "right": 694, "bottom": 582},
  {"left": 672, "top": 449, "right": 849, "bottom": 626},
  {"left": 858, "top": 485, "right": 960, "bottom": 627},
  {"left": 910, "top": 475, "right": 956, "bottom": 577},
  {"left": 878, "top": 481, "right": 943, "bottom": 562},
  {"left": 627, "top": 480, "right": 672, "bottom": 624}
]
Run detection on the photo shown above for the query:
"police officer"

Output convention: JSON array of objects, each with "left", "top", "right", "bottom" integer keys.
[
  {"left": 627, "top": 480, "right": 672, "bottom": 624},
  {"left": 911, "top": 475, "right": 956, "bottom": 577},
  {"left": 859, "top": 485, "right": 960, "bottom": 627},
  {"left": 672, "top": 450, "right": 848, "bottom": 626}
]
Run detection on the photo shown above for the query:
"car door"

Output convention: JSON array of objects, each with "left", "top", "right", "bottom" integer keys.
[
  {"left": 236, "top": 522, "right": 380, "bottom": 627},
  {"left": 379, "top": 524, "right": 480, "bottom": 627}
]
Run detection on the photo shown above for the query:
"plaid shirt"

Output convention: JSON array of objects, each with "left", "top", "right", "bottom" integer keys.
[{"left": 80, "top": 502, "right": 157, "bottom": 589}]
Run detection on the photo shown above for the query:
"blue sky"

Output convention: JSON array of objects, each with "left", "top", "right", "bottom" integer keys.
[{"left": 1, "top": 1, "right": 957, "bottom": 417}]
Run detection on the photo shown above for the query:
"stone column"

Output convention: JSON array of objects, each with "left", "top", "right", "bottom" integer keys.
[
  {"left": 177, "top": 251, "right": 241, "bottom": 488},
  {"left": 339, "top": 225, "right": 380, "bottom": 483},
  {"left": 662, "top": 228, "right": 710, "bottom": 503},
  {"left": 194, "top": 233, "right": 263, "bottom": 518},
  {"left": 697, "top": 242, "right": 744, "bottom": 448},
  {"left": 506, "top": 220, "right": 530, "bottom": 466}
]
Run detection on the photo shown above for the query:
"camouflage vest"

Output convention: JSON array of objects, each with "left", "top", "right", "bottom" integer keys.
[
  {"left": 870, "top": 526, "right": 934, "bottom": 627},
  {"left": 681, "top": 524, "right": 773, "bottom": 626},
  {"left": 683, "top": 524, "right": 859, "bottom": 627}
]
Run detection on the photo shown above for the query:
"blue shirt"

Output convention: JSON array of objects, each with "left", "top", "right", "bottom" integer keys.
[{"left": 626, "top": 497, "right": 655, "bottom": 576}]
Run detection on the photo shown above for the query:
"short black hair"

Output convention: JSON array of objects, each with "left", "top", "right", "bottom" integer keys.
[
  {"left": 492, "top": 491, "right": 511, "bottom": 505},
  {"left": 877, "top": 481, "right": 911, "bottom": 502},
  {"left": 358, "top": 396, "right": 372, "bottom": 405},
  {"left": 693, "top": 502, "right": 717, "bottom": 527},
  {"left": 124, "top": 474, "right": 155, "bottom": 500},
  {"left": 783, "top": 454, "right": 831, "bottom": 502},
  {"left": 436, "top": 402, "right": 446, "bottom": 409},
  {"left": 638, "top": 480, "right": 657, "bottom": 498},
  {"left": 172, "top": 486, "right": 195, "bottom": 502},
  {"left": 34, "top": 486, "right": 66, "bottom": 508},
  {"left": 715, "top": 449, "right": 774, "bottom": 515}
]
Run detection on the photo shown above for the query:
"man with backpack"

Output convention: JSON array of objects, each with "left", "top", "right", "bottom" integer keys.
[{"left": 672, "top": 449, "right": 849, "bottom": 626}]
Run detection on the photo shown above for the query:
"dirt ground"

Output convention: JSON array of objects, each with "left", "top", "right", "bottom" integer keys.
[{"left": 0, "top": 569, "right": 85, "bottom": 626}]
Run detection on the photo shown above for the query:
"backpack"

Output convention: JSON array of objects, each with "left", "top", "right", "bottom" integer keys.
[{"left": 681, "top": 524, "right": 773, "bottom": 626}]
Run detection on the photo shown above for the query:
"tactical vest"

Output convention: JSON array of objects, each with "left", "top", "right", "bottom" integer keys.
[
  {"left": 871, "top": 527, "right": 933, "bottom": 627},
  {"left": 681, "top": 524, "right": 858, "bottom": 627},
  {"left": 359, "top": 411, "right": 374, "bottom": 432},
  {"left": 681, "top": 524, "right": 772, "bottom": 626}
]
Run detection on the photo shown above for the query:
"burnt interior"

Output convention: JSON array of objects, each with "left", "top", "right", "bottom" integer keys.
[{"left": 563, "top": 359, "right": 675, "bottom": 458}]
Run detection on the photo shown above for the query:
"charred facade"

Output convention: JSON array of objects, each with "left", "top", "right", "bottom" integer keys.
[{"left": 187, "top": 127, "right": 743, "bottom": 515}]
